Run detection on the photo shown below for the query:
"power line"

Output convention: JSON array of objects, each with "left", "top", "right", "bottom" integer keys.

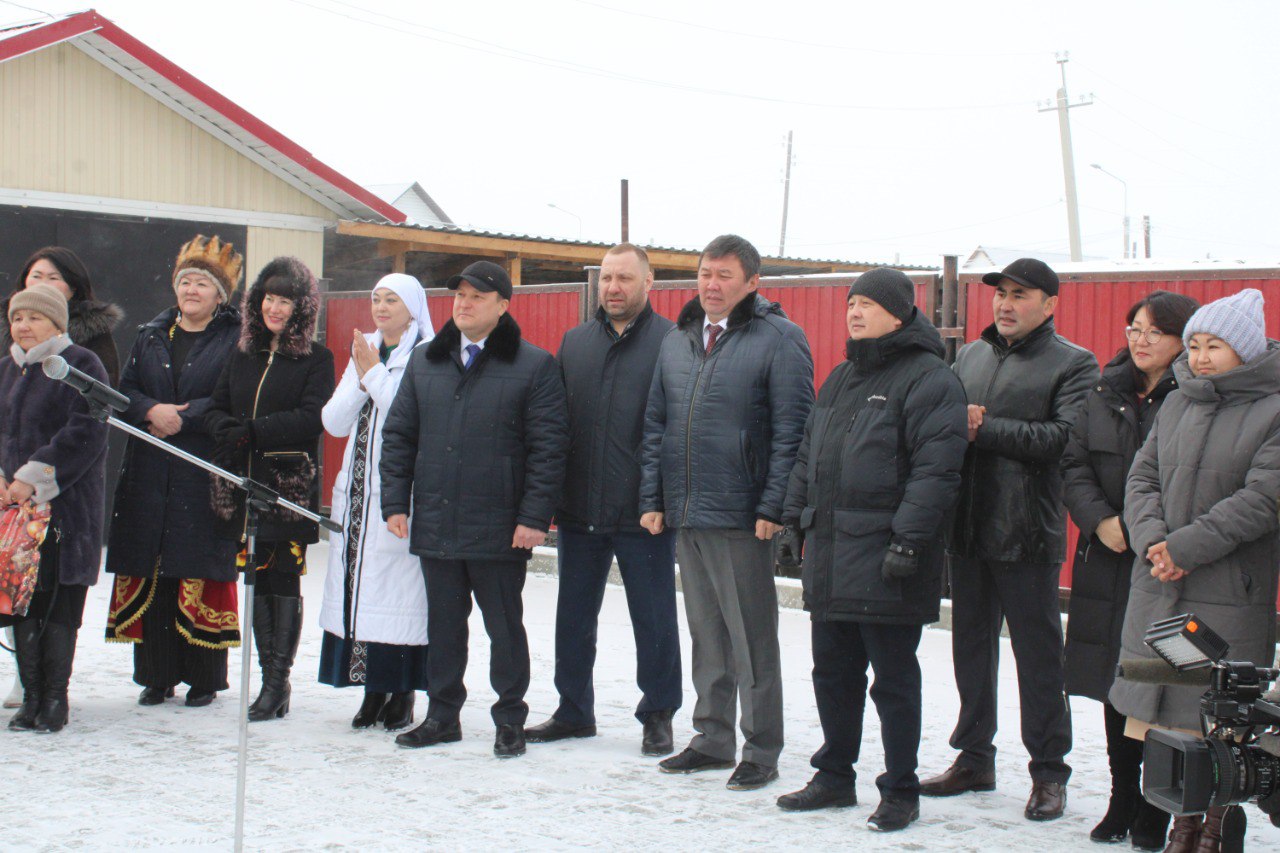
[
  {"left": 565, "top": 0, "right": 1052, "bottom": 58},
  {"left": 783, "top": 200, "right": 1063, "bottom": 248},
  {"left": 0, "top": 0, "right": 54, "bottom": 19},
  {"left": 280, "top": 0, "right": 1034, "bottom": 112}
]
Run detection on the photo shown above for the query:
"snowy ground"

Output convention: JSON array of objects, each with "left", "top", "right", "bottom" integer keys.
[{"left": 5, "top": 546, "right": 1279, "bottom": 851}]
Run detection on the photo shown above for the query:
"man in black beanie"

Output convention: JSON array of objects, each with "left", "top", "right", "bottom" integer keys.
[{"left": 775, "top": 268, "right": 968, "bottom": 831}]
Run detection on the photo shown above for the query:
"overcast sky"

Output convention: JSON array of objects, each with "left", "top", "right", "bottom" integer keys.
[{"left": 5, "top": 0, "right": 1277, "bottom": 267}]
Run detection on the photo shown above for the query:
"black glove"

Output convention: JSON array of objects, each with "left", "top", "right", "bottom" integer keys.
[
  {"left": 776, "top": 524, "right": 804, "bottom": 573},
  {"left": 882, "top": 540, "right": 921, "bottom": 582},
  {"left": 213, "top": 422, "right": 251, "bottom": 467}
]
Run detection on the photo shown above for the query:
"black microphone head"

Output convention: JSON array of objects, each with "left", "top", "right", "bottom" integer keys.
[{"left": 41, "top": 355, "right": 69, "bottom": 380}]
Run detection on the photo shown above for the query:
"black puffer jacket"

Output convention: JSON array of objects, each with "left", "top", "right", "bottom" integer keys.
[
  {"left": 948, "top": 319, "right": 1098, "bottom": 564},
  {"left": 205, "top": 258, "right": 334, "bottom": 545},
  {"left": 556, "top": 303, "right": 674, "bottom": 534},
  {"left": 1061, "top": 350, "right": 1177, "bottom": 701},
  {"left": 106, "top": 306, "right": 242, "bottom": 581},
  {"left": 0, "top": 295, "right": 123, "bottom": 386},
  {"left": 640, "top": 293, "right": 814, "bottom": 530},
  {"left": 783, "top": 312, "right": 968, "bottom": 623},
  {"left": 380, "top": 312, "right": 569, "bottom": 561}
]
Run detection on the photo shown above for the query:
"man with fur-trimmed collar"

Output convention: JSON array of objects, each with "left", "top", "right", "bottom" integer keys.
[
  {"left": 381, "top": 261, "right": 569, "bottom": 759},
  {"left": 640, "top": 234, "right": 814, "bottom": 790}
]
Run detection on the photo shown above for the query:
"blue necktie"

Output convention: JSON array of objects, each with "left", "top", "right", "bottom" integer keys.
[{"left": 464, "top": 343, "right": 481, "bottom": 370}]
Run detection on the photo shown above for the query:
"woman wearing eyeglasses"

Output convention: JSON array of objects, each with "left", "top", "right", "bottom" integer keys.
[{"left": 1060, "top": 290, "right": 1198, "bottom": 849}]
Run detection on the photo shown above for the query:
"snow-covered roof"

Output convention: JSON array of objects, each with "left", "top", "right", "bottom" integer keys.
[
  {"left": 0, "top": 10, "right": 405, "bottom": 223},
  {"left": 964, "top": 256, "right": 1280, "bottom": 277},
  {"left": 965, "top": 245, "right": 1106, "bottom": 269}
]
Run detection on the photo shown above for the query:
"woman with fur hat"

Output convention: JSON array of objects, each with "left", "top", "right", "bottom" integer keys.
[
  {"left": 104, "top": 236, "right": 246, "bottom": 708},
  {"left": 206, "top": 256, "right": 334, "bottom": 722},
  {"left": 1, "top": 284, "right": 110, "bottom": 733},
  {"left": 2, "top": 246, "right": 123, "bottom": 385},
  {"left": 1110, "top": 288, "right": 1280, "bottom": 852},
  {"left": 318, "top": 274, "right": 434, "bottom": 731}
]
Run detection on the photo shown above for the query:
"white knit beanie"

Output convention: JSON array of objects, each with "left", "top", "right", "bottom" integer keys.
[{"left": 1183, "top": 288, "right": 1267, "bottom": 363}]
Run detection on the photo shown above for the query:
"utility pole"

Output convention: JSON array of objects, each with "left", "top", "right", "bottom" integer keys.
[
  {"left": 1038, "top": 53, "right": 1092, "bottom": 262},
  {"left": 779, "top": 130, "right": 794, "bottom": 257},
  {"left": 620, "top": 179, "right": 629, "bottom": 242},
  {"left": 1143, "top": 215, "right": 1151, "bottom": 258}
]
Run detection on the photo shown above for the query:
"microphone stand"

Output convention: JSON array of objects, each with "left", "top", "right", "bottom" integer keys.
[{"left": 79, "top": 399, "right": 338, "bottom": 853}]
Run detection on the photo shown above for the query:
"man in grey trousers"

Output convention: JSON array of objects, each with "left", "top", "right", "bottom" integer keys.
[{"left": 640, "top": 234, "right": 814, "bottom": 790}]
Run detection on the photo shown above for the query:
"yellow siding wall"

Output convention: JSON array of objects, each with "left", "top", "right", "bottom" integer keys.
[
  {"left": 246, "top": 227, "right": 325, "bottom": 284},
  {"left": 0, "top": 43, "right": 332, "bottom": 219}
]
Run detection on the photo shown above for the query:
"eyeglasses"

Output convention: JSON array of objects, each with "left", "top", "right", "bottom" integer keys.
[{"left": 1124, "top": 326, "right": 1165, "bottom": 344}]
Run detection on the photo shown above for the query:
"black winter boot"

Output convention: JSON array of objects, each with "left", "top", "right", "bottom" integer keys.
[
  {"left": 352, "top": 690, "right": 387, "bottom": 728},
  {"left": 381, "top": 692, "right": 415, "bottom": 731},
  {"left": 246, "top": 594, "right": 276, "bottom": 719},
  {"left": 248, "top": 596, "right": 300, "bottom": 722},
  {"left": 1092, "top": 703, "right": 1143, "bottom": 842},
  {"left": 7, "top": 620, "right": 43, "bottom": 731},
  {"left": 1130, "top": 797, "right": 1171, "bottom": 850},
  {"left": 33, "top": 621, "right": 76, "bottom": 733}
]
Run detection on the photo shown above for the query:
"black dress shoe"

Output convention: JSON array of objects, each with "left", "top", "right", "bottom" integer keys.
[
  {"left": 138, "top": 686, "right": 175, "bottom": 706},
  {"left": 776, "top": 780, "right": 857, "bottom": 811},
  {"left": 868, "top": 796, "right": 920, "bottom": 831},
  {"left": 658, "top": 747, "right": 735, "bottom": 774},
  {"left": 395, "top": 717, "right": 462, "bottom": 749},
  {"left": 494, "top": 724, "right": 526, "bottom": 758},
  {"left": 641, "top": 710, "right": 674, "bottom": 756},
  {"left": 525, "top": 717, "right": 596, "bottom": 743},
  {"left": 184, "top": 688, "right": 216, "bottom": 707},
  {"left": 919, "top": 762, "right": 996, "bottom": 797},
  {"left": 1025, "top": 781, "right": 1067, "bottom": 821},
  {"left": 727, "top": 761, "right": 779, "bottom": 791},
  {"left": 352, "top": 691, "right": 388, "bottom": 729},
  {"left": 381, "top": 692, "right": 415, "bottom": 732}
]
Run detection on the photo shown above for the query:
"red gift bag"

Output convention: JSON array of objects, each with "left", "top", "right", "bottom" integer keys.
[{"left": 0, "top": 502, "right": 52, "bottom": 617}]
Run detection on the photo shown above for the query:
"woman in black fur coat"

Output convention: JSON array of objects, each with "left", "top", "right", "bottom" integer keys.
[{"left": 206, "top": 256, "right": 334, "bottom": 722}]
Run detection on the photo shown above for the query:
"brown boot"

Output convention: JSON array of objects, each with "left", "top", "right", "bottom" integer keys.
[
  {"left": 1164, "top": 813, "right": 1202, "bottom": 853},
  {"left": 1193, "top": 805, "right": 1245, "bottom": 853}
]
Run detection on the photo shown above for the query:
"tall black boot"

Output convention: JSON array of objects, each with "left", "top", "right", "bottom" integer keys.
[
  {"left": 1092, "top": 703, "right": 1142, "bottom": 841},
  {"left": 33, "top": 621, "right": 76, "bottom": 733},
  {"left": 7, "top": 619, "right": 43, "bottom": 731},
  {"left": 246, "top": 594, "right": 276, "bottom": 719},
  {"left": 248, "top": 596, "right": 301, "bottom": 722}
]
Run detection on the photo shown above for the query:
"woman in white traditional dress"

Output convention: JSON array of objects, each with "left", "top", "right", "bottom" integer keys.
[{"left": 318, "top": 273, "right": 433, "bottom": 730}]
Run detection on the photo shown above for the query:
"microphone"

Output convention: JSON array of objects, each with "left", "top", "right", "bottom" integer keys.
[
  {"left": 42, "top": 355, "right": 130, "bottom": 414},
  {"left": 1116, "top": 658, "right": 1214, "bottom": 688}
]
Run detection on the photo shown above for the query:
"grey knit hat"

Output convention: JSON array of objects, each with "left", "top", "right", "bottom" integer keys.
[
  {"left": 847, "top": 267, "right": 916, "bottom": 322},
  {"left": 9, "top": 283, "right": 69, "bottom": 331},
  {"left": 1182, "top": 288, "right": 1267, "bottom": 363}
]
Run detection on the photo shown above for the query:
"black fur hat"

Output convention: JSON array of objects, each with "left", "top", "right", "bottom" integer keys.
[{"left": 239, "top": 256, "right": 320, "bottom": 357}]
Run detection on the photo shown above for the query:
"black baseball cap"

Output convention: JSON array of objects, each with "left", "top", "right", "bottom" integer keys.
[
  {"left": 981, "top": 257, "right": 1059, "bottom": 296},
  {"left": 446, "top": 261, "right": 513, "bottom": 300}
]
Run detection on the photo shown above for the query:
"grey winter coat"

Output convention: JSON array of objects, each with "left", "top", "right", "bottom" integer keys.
[
  {"left": 639, "top": 293, "right": 814, "bottom": 530},
  {"left": 1109, "top": 345, "right": 1280, "bottom": 730}
]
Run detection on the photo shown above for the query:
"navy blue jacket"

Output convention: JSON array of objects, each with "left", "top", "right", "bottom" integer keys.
[
  {"left": 640, "top": 293, "right": 814, "bottom": 530},
  {"left": 556, "top": 303, "right": 673, "bottom": 534},
  {"left": 106, "top": 307, "right": 241, "bottom": 581}
]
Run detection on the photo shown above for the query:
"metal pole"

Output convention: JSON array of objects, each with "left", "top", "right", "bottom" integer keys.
[
  {"left": 1090, "top": 164, "right": 1129, "bottom": 259},
  {"left": 620, "top": 179, "right": 629, "bottom": 243},
  {"left": 233, "top": 572, "right": 255, "bottom": 852},
  {"left": 1143, "top": 215, "right": 1152, "bottom": 258},
  {"left": 779, "top": 130, "right": 793, "bottom": 257}
]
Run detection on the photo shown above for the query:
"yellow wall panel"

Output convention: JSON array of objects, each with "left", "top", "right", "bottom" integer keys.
[
  {"left": 246, "top": 227, "right": 325, "bottom": 282},
  {"left": 0, "top": 44, "right": 332, "bottom": 219}
]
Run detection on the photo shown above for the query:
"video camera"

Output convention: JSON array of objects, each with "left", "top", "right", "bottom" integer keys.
[{"left": 1118, "top": 614, "right": 1280, "bottom": 819}]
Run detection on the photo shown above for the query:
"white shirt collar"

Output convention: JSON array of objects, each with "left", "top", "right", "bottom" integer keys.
[{"left": 460, "top": 331, "right": 487, "bottom": 353}]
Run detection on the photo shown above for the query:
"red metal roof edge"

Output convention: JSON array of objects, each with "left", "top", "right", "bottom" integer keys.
[{"left": 1, "top": 9, "right": 406, "bottom": 224}]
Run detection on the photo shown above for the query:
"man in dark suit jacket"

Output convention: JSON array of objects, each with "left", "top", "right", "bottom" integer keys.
[{"left": 381, "top": 261, "right": 569, "bottom": 759}]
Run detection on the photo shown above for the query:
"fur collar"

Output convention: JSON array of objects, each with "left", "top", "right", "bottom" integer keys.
[
  {"left": 1, "top": 295, "right": 123, "bottom": 350},
  {"left": 238, "top": 256, "right": 319, "bottom": 357},
  {"left": 425, "top": 312, "right": 522, "bottom": 363},
  {"left": 8, "top": 333, "right": 72, "bottom": 367},
  {"left": 675, "top": 292, "right": 769, "bottom": 331}
]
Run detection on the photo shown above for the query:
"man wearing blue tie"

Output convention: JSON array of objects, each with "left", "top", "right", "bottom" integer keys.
[{"left": 381, "top": 261, "right": 569, "bottom": 759}]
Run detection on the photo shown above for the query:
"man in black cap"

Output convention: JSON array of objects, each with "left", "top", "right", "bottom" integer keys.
[
  {"left": 775, "top": 268, "right": 968, "bottom": 831},
  {"left": 919, "top": 258, "right": 1097, "bottom": 821},
  {"left": 380, "top": 260, "right": 569, "bottom": 758}
]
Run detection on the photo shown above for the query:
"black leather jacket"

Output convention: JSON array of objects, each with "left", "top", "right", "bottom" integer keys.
[{"left": 948, "top": 319, "right": 1098, "bottom": 564}]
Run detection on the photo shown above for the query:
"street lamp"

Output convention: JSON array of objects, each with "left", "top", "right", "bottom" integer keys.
[
  {"left": 547, "top": 203, "right": 583, "bottom": 239},
  {"left": 1091, "top": 164, "right": 1130, "bottom": 259}
]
